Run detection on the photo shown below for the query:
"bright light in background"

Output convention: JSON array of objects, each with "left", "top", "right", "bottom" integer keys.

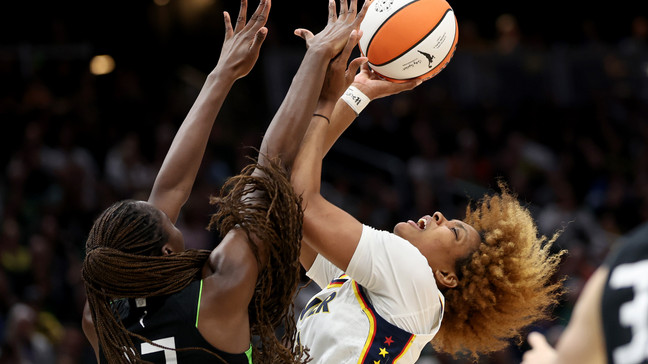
[
  {"left": 177, "top": 0, "right": 216, "bottom": 24},
  {"left": 89, "top": 55, "right": 116, "bottom": 75},
  {"left": 154, "top": 0, "right": 170, "bottom": 6}
]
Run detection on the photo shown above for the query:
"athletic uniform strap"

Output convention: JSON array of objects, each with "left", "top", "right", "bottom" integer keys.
[{"left": 353, "top": 281, "right": 418, "bottom": 364}]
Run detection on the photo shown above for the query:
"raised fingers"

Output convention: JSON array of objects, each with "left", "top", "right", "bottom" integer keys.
[
  {"left": 353, "top": 0, "right": 371, "bottom": 27},
  {"left": 294, "top": 28, "right": 315, "bottom": 49},
  {"left": 348, "top": 0, "right": 358, "bottom": 18},
  {"left": 328, "top": 0, "right": 338, "bottom": 23},
  {"left": 233, "top": 0, "right": 248, "bottom": 33},
  {"left": 246, "top": 0, "right": 271, "bottom": 32},
  {"left": 249, "top": 27, "right": 269, "bottom": 56},
  {"left": 346, "top": 56, "right": 368, "bottom": 84},
  {"left": 339, "top": 0, "right": 348, "bottom": 19},
  {"left": 338, "top": 29, "right": 361, "bottom": 63},
  {"left": 223, "top": 11, "right": 234, "bottom": 38}
]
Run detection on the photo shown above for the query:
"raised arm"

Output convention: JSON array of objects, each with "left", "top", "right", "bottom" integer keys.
[
  {"left": 148, "top": 0, "right": 270, "bottom": 223},
  {"left": 296, "top": 60, "right": 422, "bottom": 269},
  {"left": 290, "top": 27, "right": 372, "bottom": 271},
  {"left": 256, "top": 0, "right": 371, "bottom": 171}
]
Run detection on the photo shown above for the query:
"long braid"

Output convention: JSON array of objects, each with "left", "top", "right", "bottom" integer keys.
[
  {"left": 82, "top": 200, "right": 219, "bottom": 364},
  {"left": 208, "top": 156, "right": 306, "bottom": 364}
]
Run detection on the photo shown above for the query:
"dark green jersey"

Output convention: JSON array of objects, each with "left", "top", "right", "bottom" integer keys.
[{"left": 99, "top": 279, "right": 252, "bottom": 364}]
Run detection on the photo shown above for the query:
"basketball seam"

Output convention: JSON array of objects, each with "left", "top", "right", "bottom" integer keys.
[
  {"left": 369, "top": 8, "right": 455, "bottom": 68},
  {"left": 365, "top": 0, "right": 421, "bottom": 59}
]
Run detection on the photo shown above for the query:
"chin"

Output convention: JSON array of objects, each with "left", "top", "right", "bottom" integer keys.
[{"left": 393, "top": 222, "right": 407, "bottom": 237}]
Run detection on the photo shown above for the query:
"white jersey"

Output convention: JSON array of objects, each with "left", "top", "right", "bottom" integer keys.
[{"left": 296, "top": 225, "right": 444, "bottom": 364}]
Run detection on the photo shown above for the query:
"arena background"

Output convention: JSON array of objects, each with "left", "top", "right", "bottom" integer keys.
[{"left": 1, "top": 0, "right": 647, "bottom": 363}]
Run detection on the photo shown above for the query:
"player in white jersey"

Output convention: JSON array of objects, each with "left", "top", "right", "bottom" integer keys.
[
  {"left": 289, "top": 2, "right": 567, "bottom": 360},
  {"left": 296, "top": 225, "right": 444, "bottom": 363}
]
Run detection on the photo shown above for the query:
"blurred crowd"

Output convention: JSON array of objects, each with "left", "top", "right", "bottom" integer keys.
[{"left": 1, "top": 3, "right": 647, "bottom": 363}]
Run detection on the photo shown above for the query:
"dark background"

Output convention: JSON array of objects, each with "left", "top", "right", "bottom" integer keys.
[{"left": 1, "top": 0, "right": 647, "bottom": 363}]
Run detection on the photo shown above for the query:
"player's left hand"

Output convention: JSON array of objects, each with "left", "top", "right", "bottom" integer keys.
[{"left": 294, "top": 0, "right": 371, "bottom": 59}]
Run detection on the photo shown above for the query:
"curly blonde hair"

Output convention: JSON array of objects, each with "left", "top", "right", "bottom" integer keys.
[{"left": 432, "top": 181, "right": 566, "bottom": 358}]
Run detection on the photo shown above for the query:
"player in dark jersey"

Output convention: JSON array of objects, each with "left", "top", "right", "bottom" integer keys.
[
  {"left": 522, "top": 222, "right": 648, "bottom": 364},
  {"left": 80, "top": 0, "right": 372, "bottom": 363}
]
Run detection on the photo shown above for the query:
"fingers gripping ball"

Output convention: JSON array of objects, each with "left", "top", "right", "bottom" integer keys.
[{"left": 358, "top": 0, "right": 458, "bottom": 82}]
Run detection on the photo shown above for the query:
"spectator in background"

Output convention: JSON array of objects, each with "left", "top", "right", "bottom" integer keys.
[{"left": 3, "top": 303, "right": 55, "bottom": 364}]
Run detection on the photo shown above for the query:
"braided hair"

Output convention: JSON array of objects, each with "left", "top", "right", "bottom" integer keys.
[
  {"left": 208, "top": 157, "right": 305, "bottom": 364},
  {"left": 82, "top": 157, "right": 305, "bottom": 364},
  {"left": 82, "top": 200, "right": 213, "bottom": 363}
]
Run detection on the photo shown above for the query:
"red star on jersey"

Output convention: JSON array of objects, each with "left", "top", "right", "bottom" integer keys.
[{"left": 384, "top": 336, "right": 394, "bottom": 346}]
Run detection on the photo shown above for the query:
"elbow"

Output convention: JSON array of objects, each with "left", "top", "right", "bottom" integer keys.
[{"left": 290, "top": 173, "right": 314, "bottom": 200}]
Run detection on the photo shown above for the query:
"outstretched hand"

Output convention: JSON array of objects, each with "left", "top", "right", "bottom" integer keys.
[
  {"left": 521, "top": 332, "right": 558, "bottom": 364},
  {"left": 319, "top": 30, "right": 367, "bottom": 104},
  {"left": 352, "top": 62, "right": 421, "bottom": 101},
  {"left": 216, "top": 0, "right": 271, "bottom": 80},
  {"left": 294, "top": 0, "right": 371, "bottom": 59}
]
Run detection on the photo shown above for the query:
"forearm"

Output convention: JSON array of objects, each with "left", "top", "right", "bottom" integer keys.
[
  {"left": 292, "top": 115, "right": 329, "bottom": 197},
  {"left": 322, "top": 97, "right": 357, "bottom": 156},
  {"left": 149, "top": 71, "right": 236, "bottom": 222},
  {"left": 293, "top": 114, "right": 363, "bottom": 272},
  {"left": 258, "top": 48, "right": 331, "bottom": 169}
]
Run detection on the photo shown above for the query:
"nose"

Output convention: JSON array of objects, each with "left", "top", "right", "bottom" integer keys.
[{"left": 432, "top": 211, "right": 447, "bottom": 225}]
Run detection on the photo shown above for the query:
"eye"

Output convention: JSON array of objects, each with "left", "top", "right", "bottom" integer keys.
[{"left": 451, "top": 227, "right": 458, "bottom": 239}]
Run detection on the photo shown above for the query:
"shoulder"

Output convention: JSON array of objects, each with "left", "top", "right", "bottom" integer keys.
[
  {"left": 198, "top": 229, "right": 255, "bottom": 348},
  {"left": 82, "top": 301, "right": 100, "bottom": 361},
  {"left": 348, "top": 225, "right": 436, "bottom": 294},
  {"left": 354, "top": 225, "right": 431, "bottom": 275},
  {"left": 604, "top": 224, "right": 648, "bottom": 270}
]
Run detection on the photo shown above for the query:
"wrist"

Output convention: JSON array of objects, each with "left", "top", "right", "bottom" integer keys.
[
  {"left": 312, "top": 113, "right": 331, "bottom": 125},
  {"left": 314, "top": 99, "right": 336, "bottom": 116},
  {"left": 350, "top": 82, "right": 377, "bottom": 101},
  {"left": 340, "top": 85, "right": 371, "bottom": 115},
  {"left": 305, "top": 44, "right": 335, "bottom": 60},
  {"left": 207, "top": 67, "right": 237, "bottom": 87}
]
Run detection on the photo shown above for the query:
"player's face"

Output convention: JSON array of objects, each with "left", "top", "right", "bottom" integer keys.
[
  {"left": 137, "top": 201, "right": 185, "bottom": 254},
  {"left": 393, "top": 211, "right": 480, "bottom": 273},
  {"left": 160, "top": 211, "right": 185, "bottom": 254}
]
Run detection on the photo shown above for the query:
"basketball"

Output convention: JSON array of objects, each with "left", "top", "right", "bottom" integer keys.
[{"left": 358, "top": 0, "right": 459, "bottom": 82}]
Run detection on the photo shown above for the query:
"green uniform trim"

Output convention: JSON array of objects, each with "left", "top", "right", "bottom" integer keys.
[
  {"left": 196, "top": 279, "right": 253, "bottom": 363},
  {"left": 245, "top": 344, "right": 253, "bottom": 364},
  {"left": 195, "top": 279, "right": 203, "bottom": 328}
]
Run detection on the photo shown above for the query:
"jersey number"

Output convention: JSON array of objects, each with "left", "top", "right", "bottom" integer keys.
[
  {"left": 141, "top": 337, "right": 177, "bottom": 363},
  {"left": 609, "top": 260, "right": 648, "bottom": 364}
]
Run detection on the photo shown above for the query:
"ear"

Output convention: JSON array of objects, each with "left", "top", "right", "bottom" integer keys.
[
  {"left": 161, "top": 244, "right": 174, "bottom": 256},
  {"left": 434, "top": 269, "right": 458, "bottom": 289}
]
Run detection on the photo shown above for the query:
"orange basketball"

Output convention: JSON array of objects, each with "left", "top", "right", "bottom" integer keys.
[{"left": 358, "top": 0, "right": 458, "bottom": 82}]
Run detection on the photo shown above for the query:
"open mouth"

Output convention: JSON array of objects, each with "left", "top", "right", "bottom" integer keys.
[{"left": 408, "top": 218, "right": 428, "bottom": 230}]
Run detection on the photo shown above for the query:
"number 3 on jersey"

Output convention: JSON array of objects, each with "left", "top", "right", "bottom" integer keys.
[{"left": 609, "top": 260, "right": 648, "bottom": 364}]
